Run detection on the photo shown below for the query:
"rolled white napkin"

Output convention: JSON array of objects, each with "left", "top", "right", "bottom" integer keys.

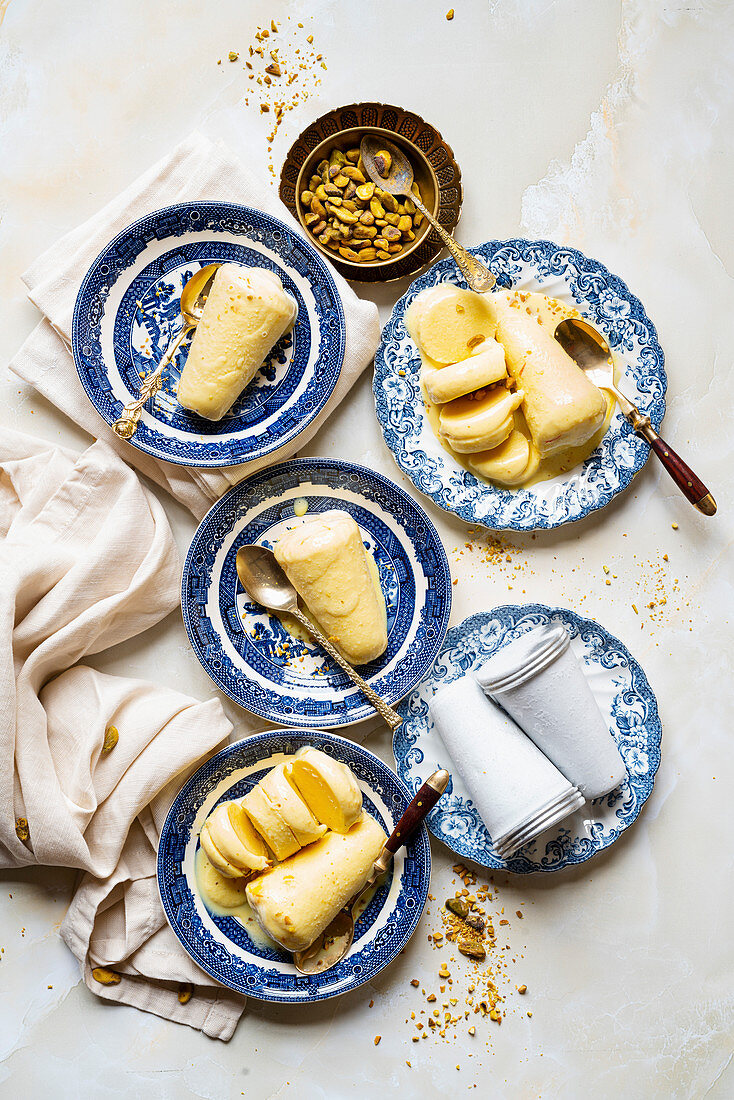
[
  {"left": 10, "top": 131, "right": 381, "bottom": 519},
  {"left": 430, "top": 676, "right": 584, "bottom": 858},
  {"left": 476, "top": 624, "right": 627, "bottom": 800},
  {"left": 0, "top": 430, "right": 244, "bottom": 1039}
]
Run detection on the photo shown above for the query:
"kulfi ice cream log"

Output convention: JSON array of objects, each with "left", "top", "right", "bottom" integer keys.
[
  {"left": 177, "top": 263, "right": 297, "bottom": 421},
  {"left": 273, "top": 510, "right": 388, "bottom": 666},
  {"left": 489, "top": 294, "right": 606, "bottom": 455},
  {"left": 246, "top": 812, "right": 387, "bottom": 952}
]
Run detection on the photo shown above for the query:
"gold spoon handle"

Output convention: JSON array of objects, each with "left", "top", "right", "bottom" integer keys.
[
  {"left": 290, "top": 607, "right": 402, "bottom": 730},
  {"left": 410, "top": 193, "right": 495, "bottom": 293},
  {"left": 112, "top": 324, "right": 192, "bottom": 440}
]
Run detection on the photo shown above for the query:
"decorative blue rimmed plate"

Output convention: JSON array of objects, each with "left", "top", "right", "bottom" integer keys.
[
  {"left": 71, "top": 202, "right": 345, "bottom": 467},
  {"left": 374, "top": 238, "right": 667, "bottom": 530},
  {"left": 157, "top": 729, "right": 431, "bottom": 1002},
  {"left": 181, "top": 458, "right": 452, "bottom": 727},
  {"left": 393, "top": 605, "right": 662, "bottom": 873}
]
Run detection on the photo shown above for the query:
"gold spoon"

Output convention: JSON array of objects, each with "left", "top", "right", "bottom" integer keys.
[
  {"left": 112, "top": 262, "right": 221, "bottom": 439},
  {"left": 555, "top": 316, "right": 716, "bottom": 515},
  {"left": 293, "top": 769, "right": 450, "bottom": 976},
  {"left": 359, "top": 135, "right": 495, "bottom": 293},
  {"left": 235, "top": 544, "right": 403, "bottom": 731}
]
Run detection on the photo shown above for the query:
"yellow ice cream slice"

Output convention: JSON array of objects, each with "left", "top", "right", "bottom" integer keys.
[
  {"left": 199, "top": 820, "right": 246, "bottom": 879},
  {"left": 246, "top": 812, "right": 388, "bottom": 952},
  {"left": 273, "top": 510, "right": 388, "bottom": 666},
  {"left": 241, "top": 786, "right": 301, "bottom": 861},
  {"left": 258, "top": 764, "right": 327, "bottom": 846},
  {"left": 438, "top": 386, "right": 525, "bottom": 453},
  {"left": 196, "top": 851, "right": 250, "bottom": 908},
  {"left": 423, "top": 340, "right": 507, "bottom": 404},
  {"left": 490, "top": 295, "right": 606, "bottom": 456},
  {"left": 469, "top": 429, "right": 541, "bottom": 486},
  {"left": 410, "top": 285, "right": 496, "bottom": 364},
  {"left": 177, "top": 263, "right": 297, "bottom": 421},
  {"left": 204, "top": 800, "right": 271, "bottom": 874},
  {"left": 286, "top": 746, "right": 363, "bottom": 833}
]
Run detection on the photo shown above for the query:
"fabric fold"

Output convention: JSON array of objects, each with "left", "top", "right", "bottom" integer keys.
[{"left": 0, "top": 430, "right": 245, "bottom": 1039}]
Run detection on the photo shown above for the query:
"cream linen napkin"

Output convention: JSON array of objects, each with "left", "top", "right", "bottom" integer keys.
[
  {"left": 0, "top": 430, "right": 245, "bottom": 1038},
  {"left": 11, "top": 131, "right": 381, "bottom": 519}
]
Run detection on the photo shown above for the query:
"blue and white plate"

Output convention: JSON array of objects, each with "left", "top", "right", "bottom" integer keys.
[
  {"left": 182, "top": 458, "right": 452, "bottom": 727},
  {"left": 374, "top": 238, "right": 667, "bottom": 530},
  {"left": 393, "top": 605, "right": 662, "bottom": 873},
  {"left": 72, "top": 202, "right": 345, "bottom": 467},
  {"left": 157, "top": 729, "right": 431, "bottom": 1002}
]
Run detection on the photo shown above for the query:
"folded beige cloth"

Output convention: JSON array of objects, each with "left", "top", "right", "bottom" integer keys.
[
  {"left": 10, "top": 131, "right": 381, "bottom": 519},
  {"left": 0, "top": 430, "right": 245, "bottom": 1038}
]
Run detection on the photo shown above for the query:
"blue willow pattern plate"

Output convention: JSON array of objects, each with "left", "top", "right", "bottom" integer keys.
[
  {"left": 374, "top": 238, "right": 667, "bottom": 530},
  {"left": 181, "top": 458, "right": 452, "bottom": 727},
  {"left": 157, "top": 729, "right": 431, "bottom": 1003},
  {"left": 393, "top": 606, "right": 662, "bottom": 873},
  {"left": 72, "top": 202, "right": 345, "bottom": 467}
]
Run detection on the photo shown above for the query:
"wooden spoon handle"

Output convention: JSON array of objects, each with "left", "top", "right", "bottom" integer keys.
[
  {"left": 626, "top": 405, "right": 716, "bottom": 515},
  {"left": 383, "top": 769, "right": 450, "bottom": 855}
]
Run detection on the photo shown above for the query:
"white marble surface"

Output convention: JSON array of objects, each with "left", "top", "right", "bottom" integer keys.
[{"left": 1, "top": 1, "right": 733, "bottom": 1096}]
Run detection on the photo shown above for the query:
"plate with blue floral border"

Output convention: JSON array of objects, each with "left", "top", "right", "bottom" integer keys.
[
  {"left": 374, "top": 238, "right": 667, "bottom": 530},
  {"left": 157, "top": 729, "right": 431, "bottom": 1002},
  {"left": 393, "top": 605, "right": 662, "bottom": 872},
  {"left": 181, "top": 458, "right": 452, "bottom": 727},
  {"left": 71, "top": 202, "right": 345, "bottom": 467}
]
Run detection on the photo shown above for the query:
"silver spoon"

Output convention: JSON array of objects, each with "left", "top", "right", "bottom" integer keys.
[
  {"left": 359, "top": 135, "right": 495, "bottom": 293},
  {"left": 555, "top": 316, "right": 716, "bottom": 516},
  {"left": 112, "top": 262, "right": 221, "bottom": 439},
  {"left": 294, "top": 768, "right": 450, "bottom": 975},
  {"left": 235, "top": 544, "right": 403, "bottom": 730}
]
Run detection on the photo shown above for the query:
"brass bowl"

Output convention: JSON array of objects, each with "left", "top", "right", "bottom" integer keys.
[{"left": 280, "top": 102, "right": 462, "bottom": 283}]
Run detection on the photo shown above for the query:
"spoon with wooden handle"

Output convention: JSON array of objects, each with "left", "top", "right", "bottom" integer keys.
[
  {"left": 555, "top": 316, "right": 716, "bottom": 515},
  {"left": 294, "top": 769, "right": 450, "bottom": 975}
]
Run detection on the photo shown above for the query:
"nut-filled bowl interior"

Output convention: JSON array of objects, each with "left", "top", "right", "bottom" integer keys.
[{"left": 294, "top": 126, "right": 439, "bottom": 273}]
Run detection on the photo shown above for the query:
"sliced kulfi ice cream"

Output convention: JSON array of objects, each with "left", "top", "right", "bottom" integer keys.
[
  {"left": 273, "top": 510, "right": 387, "bottom": 666},
  {"left": 469, "top": 430, "right": 541, "bottom": 486},
  {"left": 177, "top": 263, "right": 297, "bottom": 421},
  {"left": 438, "top": 386, "right": 525, "bottom": 453},
  {"left": 258, "top": 763, "right": 327, "bottom": 846},
  {"left": 407, "top": 284, "right": 497, "bottom": 364},
  {"left": 240, "top": 786, "right": 302, "bottom": 861},
  {"left": 423, "top": 339, "right": 508, "bottom": 404},
  {"left": 286, "top": 746, "right": 363, "bottom": 833},
  {"left": 246, "top": 812, "right": 387, "bottom": 952},
  {"left": 199, "top": 800, "right": 271, "bottom": 878}
]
